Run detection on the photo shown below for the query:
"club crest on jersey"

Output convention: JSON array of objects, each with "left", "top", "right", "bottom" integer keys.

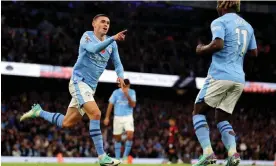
[
  {"left": 84, "top": 34, "right": 91, "bottom": 43},
  {"left": 84, "top": 34, "right": 92, "bottom": 43},
  {"left": 81, "top": 34, "right": 92, "bottom": 44}
]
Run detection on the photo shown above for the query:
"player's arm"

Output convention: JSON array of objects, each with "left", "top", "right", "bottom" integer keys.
[
  {"left": 247, "top": 33, "right": 258, "bottom": 57},
  {"left": 80, "top": 33, "right": 115, "bottom": 54},
  {"left": 80, "top": 30, "right": 127, "bottom": 54},
  {"left": 104, "top": 92, "right": 116, "bottom": 126},
  {"left": 124, "top": 90, "right": 136, "bottom": 108},
  {"left": 111, "top": 42, "right": 124, "bottom": 79},
  {"left": 105, "top": 103, "right": 114, "bottom": 120},
  {"left": 196, "top": 20, "right": 225, "bottom": 55}
]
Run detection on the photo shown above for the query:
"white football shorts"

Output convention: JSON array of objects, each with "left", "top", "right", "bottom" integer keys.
[
  {"left": 68, "top": 80, "right": 95, "bottom": 116},
  {"left": 195, "top": 75, "right": 244, "bottom": 114},
  {"left": 113, "top": 115, "right": 134, "bottom": 135}
]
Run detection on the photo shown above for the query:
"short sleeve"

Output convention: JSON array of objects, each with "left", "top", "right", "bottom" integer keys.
[
  {"left": 109, "top": 91, "right": 116, "bottom": 104},
  {"left": 248, "top": 33, "right": 257, "bottom": 50},
  {"left": 211, "top": 19, "right": 225, "bottom": 41}
]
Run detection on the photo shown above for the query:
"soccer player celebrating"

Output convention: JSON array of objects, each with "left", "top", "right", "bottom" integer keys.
[
  {"left": 20, "top": 14, "right": 128, "bottom": 166},
  {"left": 103, "top": 79, "right": 136, "bottom": 163},
  {"left": 193, "top": 1, "right": 257, "bottom": 166}
]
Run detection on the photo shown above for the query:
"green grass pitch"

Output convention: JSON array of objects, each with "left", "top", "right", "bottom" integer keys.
[
  {"left": 2, "top": 164, "right": 193, "bottom": 166},
  {"left": 0, "top": 164, "right": 255, "bottom": 166},
  {"left": 2, "top": 164, "right": 259, "bottom": 166}
]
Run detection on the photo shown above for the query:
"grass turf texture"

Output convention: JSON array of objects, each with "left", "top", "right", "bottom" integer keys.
[
  {"left": 1, "top": 164, "right": 255, "bottom": 166},
  {"left": 2, "top": 164, "right": 191, "bottom": 166},
  {"left": 1, "top": 164, "right": 200, "bottom": 166}
]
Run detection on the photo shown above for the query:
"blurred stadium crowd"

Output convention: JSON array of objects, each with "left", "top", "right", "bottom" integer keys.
[
  {"left": 1, "top": 1, "right": 276, "bottom": 162},
  {"left": 1, "top": 77, "right": 276, "bottom": 161},
  {"left": 2, "top": 1, "right": 276, "bottom": 81},
  {"left": 1, "top": 90, "right": 276, "bottom": 161}
]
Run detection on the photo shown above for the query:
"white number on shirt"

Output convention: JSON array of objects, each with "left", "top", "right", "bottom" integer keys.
[{"left": 235, "top": 28, "right": 248, "bottom": 56}]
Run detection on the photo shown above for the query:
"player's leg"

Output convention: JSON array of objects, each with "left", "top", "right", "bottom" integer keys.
[
  {"left": 122, "top": 116, "right": 134, "bottom": 162},
  {"left": 20, "top": 101, "right": 82, "bottom": 128},
  {"left": 113, "top": 134, "right": 122, "bottom": 160},
  {"left": 20, "top": 103, "right": 65, "bottom": 127},
  {"left": 216, "top": 82, "right": 244, "bottom": 166},
  {"left": 20, "top": 82, "right": 83, "bottom": 128},
  {"left": 122, "top": 131, "right": 133, "bottom": 158},
  {"left": 82, "top": 101, "right": 120, "bottom": 165},
  {"left": 72, "top": 80, "right": 120, "bottom": 166},
  {"left": 193, "top": 78, "right": 215, "bottom": 157},
  {"left": 82, "top": 101, "right": 104, "bottom": 155},
  {"left": 113, "top": 116, "right": 124, "bottom": 160},
  {"left": 192, "top": 77, "right": 229, "bottom": 166},
  {"left": 62, "top": 107, "right": 83, "bottom": 128},
  {"left": 193, "top": 102, "right": 216, "bottom": 165},
  {"left": 216, "top": 110, "right": 236, "bottom": 155}
]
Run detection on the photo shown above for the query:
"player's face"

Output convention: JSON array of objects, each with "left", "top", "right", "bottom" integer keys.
[
  {"left": 93, "top": 16, "right": 110, "bottom": 35},
  {"left": 169, "top": 119, "right": 175, "bottom": 126}
]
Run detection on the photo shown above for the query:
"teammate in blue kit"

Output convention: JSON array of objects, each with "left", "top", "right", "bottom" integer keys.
[
  {"left": 20, "top": 14, "right": 128, "bottom": 166},
  {"left": 192, "top": 1, "right": 257, "bottom": 166},
  {"left": 104, "top": 79, "right": 136, "bottom": 164}
]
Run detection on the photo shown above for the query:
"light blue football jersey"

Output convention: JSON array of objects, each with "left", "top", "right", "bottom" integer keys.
[
  {"left": 72, "top": 31, "right": 124, "bottom": 90},
  {"left": 208, "top": 13, "right": 257, "bottom": 83},
  {"left": 109, "top": 88, "right": 136, "bottom": 116}
]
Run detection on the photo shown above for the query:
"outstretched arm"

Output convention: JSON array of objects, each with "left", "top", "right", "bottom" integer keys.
[
  {"left": 111, "top": 42, "right": 124, "bottom": 79},
  {"left": 80, "top": 33, "right": 114, "bottom": 54}
]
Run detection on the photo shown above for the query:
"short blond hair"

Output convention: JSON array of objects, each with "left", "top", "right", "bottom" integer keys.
[{"left": 218, "top": 0, "right": 241, "bottom": 12}]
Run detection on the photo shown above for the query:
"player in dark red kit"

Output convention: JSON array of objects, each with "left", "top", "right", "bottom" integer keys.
[{"left": 166, "top": 118, "right": 179, "bottom": 163}]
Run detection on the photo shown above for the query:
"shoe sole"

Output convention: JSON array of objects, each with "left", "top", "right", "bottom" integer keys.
[
  {"left": 204, "top": 158, "right": 217, "bottom": 165},
  {"left": 100, "top": 164, "right": 120, "bottom": 166},
  {"left": 226, "top": 156, "right": 241, "bottom": 166},
  {"left": 100, "top": 161, "right": 121, "bottom": 166},
  {"left": 231, "top": 159, "right": 240, "bottom": 166},
  {"left": 20, "top": 108, "right": 40, "bottom": 122},
  {"left": 20, "top": 113, "right": 31, "bottom": 122},
  {"left": 192, "top": 158, "right": 217, "bottom": 166}
]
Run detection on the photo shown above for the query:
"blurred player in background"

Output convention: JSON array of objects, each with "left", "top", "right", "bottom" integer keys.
[
  {"left": 193, "top": 0, "right": 257, "bottom": 166},
  {"left": 165, "top": 118, "right": 179, "bottom": 164},
  {"left": 20, "top": 14, "right": 128, "bottom": 166},
  {"left": 104, "top": 79, "right": 136, "bottom": 163}
]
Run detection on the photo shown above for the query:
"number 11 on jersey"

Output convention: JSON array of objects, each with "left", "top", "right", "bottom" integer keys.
[{"left": 236, "top": 28, "right": 248, "bottom": 56}]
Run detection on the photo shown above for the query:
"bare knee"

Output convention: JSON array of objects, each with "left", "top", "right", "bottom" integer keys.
[
  {"left": 215, "top": 109, "right": 231, "bottom": 123},
  {"left": 193, "top": 102, "right": 211, "bottom": 116},
  {"left": 86, "top": 109, "right": 101, "bottom": 120},
  {"left": 126, "top": 132, "right": 134, "bottom": 140},
  {"left": 82, "top": 102, "right": 101, "bottom": 120},
  {"left": 114, "top": 135, "right": 122, "bottom": 142}
]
